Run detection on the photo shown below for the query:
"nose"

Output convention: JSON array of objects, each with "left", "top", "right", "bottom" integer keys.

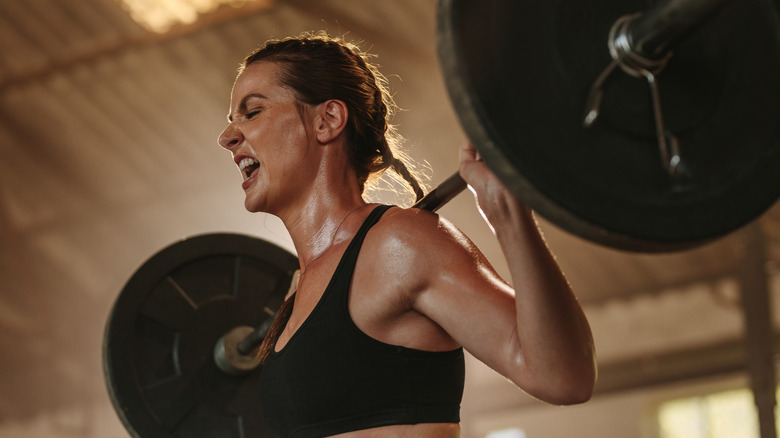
[{"left": 218, "top": 123, "right": 243, "bottom": 150}]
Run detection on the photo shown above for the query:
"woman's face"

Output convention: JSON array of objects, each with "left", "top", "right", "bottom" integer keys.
[{"left": 218, "top": 61, "right": 319, "bottom": 214}]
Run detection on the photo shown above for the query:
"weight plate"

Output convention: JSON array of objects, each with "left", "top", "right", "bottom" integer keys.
[
  {"left": 103, "top": 233, "right": 298, "bottom": 438},
  {"left": 438, "top": 0, "right": 780, "bottom": 251}
]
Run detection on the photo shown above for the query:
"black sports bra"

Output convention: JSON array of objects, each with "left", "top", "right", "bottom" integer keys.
[{"left": 258, "top": 205, "right": 465, "bottom": 438}]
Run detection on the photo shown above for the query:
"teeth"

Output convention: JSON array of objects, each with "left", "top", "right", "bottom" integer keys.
[{"left": 238, "top": 157, "right": 259, "bottom": 172}]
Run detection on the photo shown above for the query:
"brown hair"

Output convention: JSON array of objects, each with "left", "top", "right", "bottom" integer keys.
[
  {"left": 239, "top": 31, "right": 425, "bottom": 202},
  {"left": 245, "top": 32, "right": 425, "bottom": 363}
]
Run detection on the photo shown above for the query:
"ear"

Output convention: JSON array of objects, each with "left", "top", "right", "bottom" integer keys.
[{"left": 314, "top": 99, "right": 348, "bottom": 144}]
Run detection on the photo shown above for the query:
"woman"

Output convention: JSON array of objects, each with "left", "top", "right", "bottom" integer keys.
[{"left": 218, "top": 32, "right": 596, "bottom": 438}]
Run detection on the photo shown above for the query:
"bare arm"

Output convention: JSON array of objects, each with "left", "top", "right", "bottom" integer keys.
[
  {"left": 399, "top": 143, "right": 596, "bottom": 405},
  {"left": 461, "top": 142, "right": 596, "bottom": 403}
]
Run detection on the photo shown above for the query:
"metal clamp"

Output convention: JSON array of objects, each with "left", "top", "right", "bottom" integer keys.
[{"left": 584, "top": 13, "right": 683, "bottom": 178}]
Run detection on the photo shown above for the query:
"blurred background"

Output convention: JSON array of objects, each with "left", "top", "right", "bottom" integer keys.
[{"left": 1, "top": 0, "right": 779, "bottom": 437}]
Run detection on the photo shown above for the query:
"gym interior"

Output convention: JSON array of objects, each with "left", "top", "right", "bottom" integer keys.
[{"left": 1, "top": 0, "right": 779, "bottom": 437}]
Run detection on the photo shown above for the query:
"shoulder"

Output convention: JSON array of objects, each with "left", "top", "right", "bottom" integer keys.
[
  {"left": 360, "top": 206, "right": 483, "bottom": 284},
  {"left": 370, "top": 206, "right": 469, "bottom": 250},
  {"left": 376, "top": 205, "right": 439, "bottom": 232}
]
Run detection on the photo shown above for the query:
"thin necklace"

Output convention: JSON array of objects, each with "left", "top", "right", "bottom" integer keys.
[{"left": 299, "top": 203, "right": 369, "bottom": 277}]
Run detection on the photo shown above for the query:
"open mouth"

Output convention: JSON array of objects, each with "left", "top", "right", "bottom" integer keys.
[{"left": 238, "top": 157, "right": 260, "bottom": 181}]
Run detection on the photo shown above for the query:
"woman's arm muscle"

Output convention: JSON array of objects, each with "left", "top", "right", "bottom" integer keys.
[{"left": 377, "top": 147, "right": 596, "bottom": 405}]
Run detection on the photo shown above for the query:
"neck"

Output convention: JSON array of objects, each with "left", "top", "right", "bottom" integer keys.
[
  {"left": 282, "top": 192, "right": 368, "bottom": 271},
  {"left": 270, "top": 137, "right": 367, "bottom": 270}
]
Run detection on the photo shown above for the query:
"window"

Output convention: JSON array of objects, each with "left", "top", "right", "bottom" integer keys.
[
  {"left": 485, "top": 428, "right": 527, "bottom": 438},
  {"left": 658, "top": 387, "right": 775, "bottom": 438}
]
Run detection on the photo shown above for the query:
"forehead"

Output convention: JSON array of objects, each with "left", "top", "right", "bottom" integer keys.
[{"left": 230, "top": 61, "right": 290, "bottom": 105}]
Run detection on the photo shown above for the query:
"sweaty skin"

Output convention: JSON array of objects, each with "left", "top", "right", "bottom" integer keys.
[{"left": 219, "top": 60, "right": 596, "bottom": 438}]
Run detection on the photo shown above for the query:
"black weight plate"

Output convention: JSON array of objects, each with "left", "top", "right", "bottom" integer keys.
[
  {"left": 438, "top": 0, "right": 780, "bottom": 251},
  {"left": 103, "top": 233, "right": 298, "bottom": 438}
]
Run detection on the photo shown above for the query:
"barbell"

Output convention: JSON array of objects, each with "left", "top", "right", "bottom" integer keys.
[{"left": 104, "top": 0, "right": 780, "bottom": 436}]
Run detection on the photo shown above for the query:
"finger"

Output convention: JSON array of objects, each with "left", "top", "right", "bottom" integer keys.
[{"left": 460, "top": 141, "right": 478, "bottom": 162}]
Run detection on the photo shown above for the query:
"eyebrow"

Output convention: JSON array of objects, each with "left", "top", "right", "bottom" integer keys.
[{"left": 227, "top": 93, "right": 268, "bottom": 122}]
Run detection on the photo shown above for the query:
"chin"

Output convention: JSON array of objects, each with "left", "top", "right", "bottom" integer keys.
[
  {"left": 244, "top": 203, "right": 264, "bottom": 213},
  {"left": 243, "top": 197, "right": 263, "bottom": 213}
]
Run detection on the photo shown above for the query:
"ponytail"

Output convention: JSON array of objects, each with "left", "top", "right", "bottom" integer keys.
[{"left": 241, "top": 32, "right": 426, "bottom": 204}]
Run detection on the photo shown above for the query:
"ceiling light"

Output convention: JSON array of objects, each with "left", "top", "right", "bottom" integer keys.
[{"left": 116, "top": 0, "right": 271, "bottom": 33}]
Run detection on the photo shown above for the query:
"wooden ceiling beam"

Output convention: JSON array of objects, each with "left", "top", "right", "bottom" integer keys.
[{"left": 0, "top": 0, "right": 275, "bottom": 94}]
